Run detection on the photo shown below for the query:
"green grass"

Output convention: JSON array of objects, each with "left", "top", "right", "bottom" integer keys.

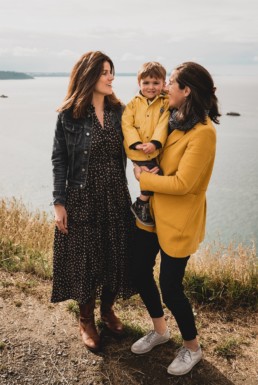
[
  {"left": 0, "top": 342, "right": 6, "bottom": 351},
  {"left": 66, "top": 300, "right": 80, "bottom": 317},
  {"left": 214, "top": 338, "right": 242, "bottom": 359},
  {"left": 0, "top": 239, "right": 52, "bottom": 279}
]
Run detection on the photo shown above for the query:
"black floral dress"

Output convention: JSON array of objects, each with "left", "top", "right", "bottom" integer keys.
[{"left": 51, "top": 108, "right": 136, "bottom": 304}]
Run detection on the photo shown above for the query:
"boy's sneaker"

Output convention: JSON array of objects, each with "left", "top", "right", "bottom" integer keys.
[
  {"left": 167, "top": 346, "right": 202, "bottom": 376},
  {"left": 131, "top": 328, "right": 170, "bottom": 354},
  {"left": 131, "top": 199, "right": 155, "bottom": 227}
]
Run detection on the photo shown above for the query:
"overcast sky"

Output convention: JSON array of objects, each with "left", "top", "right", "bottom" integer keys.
[{"left": 0, "top": 0, "right": 258, "bottom": 75}]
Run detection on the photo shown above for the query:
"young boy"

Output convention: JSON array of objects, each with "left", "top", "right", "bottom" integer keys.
[{"left": 122, "top": 62, "right": 170, "bottom": 226}]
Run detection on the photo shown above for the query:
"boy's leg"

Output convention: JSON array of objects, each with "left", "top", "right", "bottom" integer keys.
[
  {"left": 131, "top": 160, "right": 158, "bottom": 226},
  {"left": 131, "top": 196, "right": 154, "bottom": 226}
]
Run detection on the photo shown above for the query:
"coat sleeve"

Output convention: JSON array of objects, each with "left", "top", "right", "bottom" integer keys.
[
  {"left": 150, "top": 98, "right": 170, "bottom": 147},
  {"left": 122, "top": 99, "right": 143, "bottom": 147},
  {"left": 140, "top": 127, "right": 216, "bottom": 195},
  {"left": 51, "top": 114, "right": 68, "bottom": 205}
]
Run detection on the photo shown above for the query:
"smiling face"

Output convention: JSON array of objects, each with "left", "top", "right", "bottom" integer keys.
[
  {"left": 167, "top": 70, "right": 191, "bottom": 109},
  {"left": 93, "top": 61, "right": 114, "bottom": 97},
  {"left": 139, "top": 76, "right": 165, "bottom": 100}
]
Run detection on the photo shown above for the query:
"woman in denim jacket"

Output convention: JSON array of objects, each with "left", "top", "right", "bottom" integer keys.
[{"left": 51, "top": 51, "right": 135, "bottom": 352}]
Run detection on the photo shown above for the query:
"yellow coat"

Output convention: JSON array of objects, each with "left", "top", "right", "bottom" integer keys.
[
  {"left": 122, "top": 93, "right": 170, "bottom": 161},
  {"left": 138, "top": 118, "right": 216, "bottom": 257}
]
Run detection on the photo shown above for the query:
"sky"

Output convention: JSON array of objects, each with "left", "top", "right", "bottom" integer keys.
[{"left": 0, "top": 0, "right": 258, "bottom": 75}]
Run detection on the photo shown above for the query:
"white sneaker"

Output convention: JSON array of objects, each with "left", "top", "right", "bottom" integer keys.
[
  {"left": 131, "top": 328, "right": 170, "bottom": 354},
  {"left": 167, "top": 346, "right": 202, "bottom": 375}
]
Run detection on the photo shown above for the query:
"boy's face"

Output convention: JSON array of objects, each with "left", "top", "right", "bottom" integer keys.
[{"left": 139, "top": 76, "right": 165, "bottom": 100}]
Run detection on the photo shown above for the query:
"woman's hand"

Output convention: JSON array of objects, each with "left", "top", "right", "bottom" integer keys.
[
  {"left": 133, "top": 163, "right": 160, "bottom": 181},
  {"left": 54, "top": 204, "right": 68, "bottom": 234},
  {"left": 133, "top": 163, "right": 142, "bottom": 181}
]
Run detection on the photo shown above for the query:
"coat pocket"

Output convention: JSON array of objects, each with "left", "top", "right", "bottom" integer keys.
[{"left": 64, "top": 121, "right": 84, "bottom": 145}]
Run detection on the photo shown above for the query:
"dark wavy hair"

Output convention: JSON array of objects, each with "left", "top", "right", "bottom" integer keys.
[
  {"left": 57, "top": 51, "right": 121, "bottom": 118},
  {"left": 174, "top": 62, "right": 220, "bottom": 124}
]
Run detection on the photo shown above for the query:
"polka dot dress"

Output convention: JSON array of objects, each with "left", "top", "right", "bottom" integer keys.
[{"left": 51, "top": 107, "right": 136, "bottom": 304}]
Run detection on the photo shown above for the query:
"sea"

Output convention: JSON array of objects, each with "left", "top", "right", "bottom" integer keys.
[{"left": 0, "top": 74, "right": 258, "bottom": 247}]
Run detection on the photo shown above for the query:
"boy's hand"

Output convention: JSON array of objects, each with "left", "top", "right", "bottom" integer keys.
[
  {"left": 142, "top": 142, "right": 156, "bottom": 154},
  {"left": 135, "top": 144, "right": 144, "bottom": 150}
]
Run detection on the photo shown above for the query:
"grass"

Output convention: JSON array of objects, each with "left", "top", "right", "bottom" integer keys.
[
  {"left": 214, "top": 337, "right": 242, "bottom": 359},
  {"left": 184, "top": 241, "right": 258, "bottom": 309},
  {"left": 0, "top": 197, "right": 257, "bottom": 309},
  {"left": 0, "top": 198, "right": 54, "bottom": 279},
  {"left": 0, "top": 342, "right": 6, "bottom": 351},
  {"left": 66, "top": 300, "right": 80, "bottom": 317}
]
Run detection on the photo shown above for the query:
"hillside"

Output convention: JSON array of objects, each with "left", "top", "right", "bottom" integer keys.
[
  {"left": 0, "top": 71, "right": 34, "bottom": 80},
  {"left": 0, "top": 270, "right": 257, "bottom": 385}
]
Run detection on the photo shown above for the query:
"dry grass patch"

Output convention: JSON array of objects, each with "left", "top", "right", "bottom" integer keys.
[
  {"left": 0, "top": 197, "right": 54, "bottom": 278},
  {"left": 184, "top": 241, "right": 258, "bottom": 309},
  {"left": 0, "top": 197, "right": 257, "bottom": 310}
]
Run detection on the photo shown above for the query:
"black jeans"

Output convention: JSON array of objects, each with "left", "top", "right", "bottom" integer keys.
[{"left": 132, "top": 228, "right": 197, "bottom": 341}]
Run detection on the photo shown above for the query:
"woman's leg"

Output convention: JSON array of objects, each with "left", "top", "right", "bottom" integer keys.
[
  {"left": 132, "top": 228, "right": 164, "bottom": 321},
  {"left": 159, "top": 250, "right": 202, "bottom": 375},
  {"left": 131, "top": 228, "right": 170, "bottom": 354},
  {"left": 79, "top": 297, "right": 100, "bottom": 352},
  {"left": 159, "top": 250, "right": 198, "bottom": 343},
  {"left": 100, "top": 286, "right": 124, "bottom": 335}
]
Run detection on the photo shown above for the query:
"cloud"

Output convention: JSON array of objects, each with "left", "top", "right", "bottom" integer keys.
[
  {"left": 0, "top": 48, "right": 8, "bottom": 56},
  {"left": 13, "top": 47, "right": 40, "bottom": 57},
  {"left": 121, "top": 53, "right": 146, "bottom": 62},
  {"left": 1, "top": 0, "right": 258, "bottom": 72},
  {"left": 57, "top": 49, "right": 79, "bottom": 57}
]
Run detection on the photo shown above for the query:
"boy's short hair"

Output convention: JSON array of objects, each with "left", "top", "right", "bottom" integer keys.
[{"left": 137, "top": 62, "right": 166, "bottom": 82}]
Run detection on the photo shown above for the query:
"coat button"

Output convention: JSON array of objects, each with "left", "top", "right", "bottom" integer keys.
[
  {"left": 84, "top": 150, "right": 88, "bottom": 154},
  {"left": 82, "top": 168, "right": 85, "bottom": 172},
  {"left": 80, "top": 184, "right": 83, "bottom": 188},
  {"left": 86, "top": 132, "right": 90, "bottom": 136}
]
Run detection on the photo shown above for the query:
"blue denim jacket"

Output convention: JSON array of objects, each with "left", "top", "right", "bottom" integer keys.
[{"left": 51, "top": 105, "right": 126, "bottom": 206}]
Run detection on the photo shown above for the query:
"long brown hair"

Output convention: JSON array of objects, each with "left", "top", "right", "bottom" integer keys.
[
  {"left": 174, "top": 62, "right": 220, "bottom": 124},
  {"left": 57, "top": 51, "right": 121, "bottom": 118}
]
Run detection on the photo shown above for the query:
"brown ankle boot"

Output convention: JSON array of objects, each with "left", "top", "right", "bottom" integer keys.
[
  {"left": 100, "top": 303, "right": 124, "bottom": 336},
  {"left": 79, "top": 300, "right": 100, "bottom": 352}
]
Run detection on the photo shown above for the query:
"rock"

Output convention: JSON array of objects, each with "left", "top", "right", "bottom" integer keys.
[
  {"left": 226, "top": 112, "right": 241, "bottom": 116},
  {"left": 0, "top": 94, "right": 8, "bottom": 98}
]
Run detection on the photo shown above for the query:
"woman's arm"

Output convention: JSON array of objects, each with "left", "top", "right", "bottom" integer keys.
[
  {"left": 51, "top": 114, "right": 69, "bottom": 234},
  {"left": 51, "top": 114, "right": 68, "bottom": 206},
  {"left": 139, "top": 128, "right": 216, "bottom": 195}
]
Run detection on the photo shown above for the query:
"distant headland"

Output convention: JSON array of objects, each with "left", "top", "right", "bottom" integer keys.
[
  {"left": 26, "top": 72, "right": 137, "bottom": 77},
  {"left": 0, "top": 71, "right": 137, "bottom": 79},
  {"left": 0, "top": 71, "right": 34, "bottom": 80}
]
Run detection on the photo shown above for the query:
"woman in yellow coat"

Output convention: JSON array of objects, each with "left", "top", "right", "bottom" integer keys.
[{"left": 130, "top": 62, "right": 220, "bottom": 376}]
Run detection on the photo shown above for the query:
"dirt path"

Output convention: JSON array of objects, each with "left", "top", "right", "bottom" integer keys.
[{"left": 0, "top": 271, "right": 257, "bottom": 385}]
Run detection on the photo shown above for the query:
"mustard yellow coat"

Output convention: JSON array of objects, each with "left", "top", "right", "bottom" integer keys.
[
  {"left": 122, "top": 93, "right": 170, "bottom": 161},
  {"left": 138, "top": 118, "right": 216, "bottom": 257}
]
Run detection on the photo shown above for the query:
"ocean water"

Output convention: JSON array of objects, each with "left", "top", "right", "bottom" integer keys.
[{"left": 0, "top": 75, "right": 258, "bottom": 247}]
